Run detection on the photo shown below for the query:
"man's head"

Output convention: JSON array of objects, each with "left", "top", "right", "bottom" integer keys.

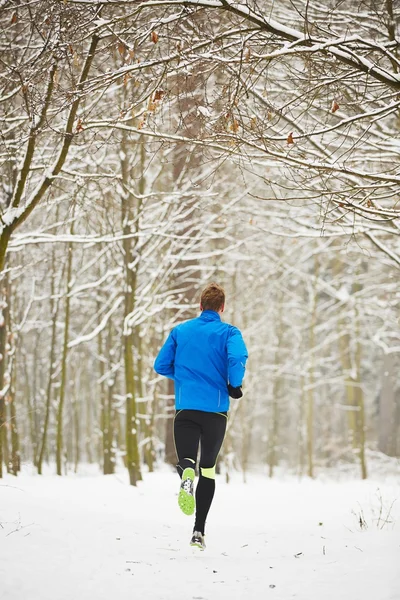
[{"left": 200, "top": 282, "right": 225, "bottom": 314}]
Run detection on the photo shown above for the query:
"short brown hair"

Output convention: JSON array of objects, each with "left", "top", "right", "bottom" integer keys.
[{"left": 200, "top": 282, "right": 225, "bottom": 312}]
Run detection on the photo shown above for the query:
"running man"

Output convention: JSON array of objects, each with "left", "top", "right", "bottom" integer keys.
[{"left": 154, "top": 282, "right": 248, "bottom": 549}]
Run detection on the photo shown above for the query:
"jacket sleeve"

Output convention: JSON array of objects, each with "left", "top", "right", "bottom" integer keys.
[
  {"left": 154, "top": 329, "right": 177, "bottom": 380},
  {"left": 227, "top": 326, "right": 248, "bottom": 387}
]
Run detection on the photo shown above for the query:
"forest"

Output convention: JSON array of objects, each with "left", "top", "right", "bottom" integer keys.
[{"left": 0, "top": 0, "right": 399, "bottom": 486}]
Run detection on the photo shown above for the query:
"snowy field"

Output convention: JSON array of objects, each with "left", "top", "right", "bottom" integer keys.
[{"left": 1, "top": 466, "right": 399, "bottom": 600}]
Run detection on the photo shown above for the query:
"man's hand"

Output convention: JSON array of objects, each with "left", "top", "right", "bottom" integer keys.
[{"left": 227, "top": 384, "right": 243, "bottom": 399}]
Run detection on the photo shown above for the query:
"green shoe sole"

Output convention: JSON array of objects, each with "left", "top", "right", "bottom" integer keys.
[
  {"left": 178, "top": 467, "right": 195, "bottom": 516},
  {"left": 190, "top": 541, "right": 205, "bottom": 550},
  {"left": 190, "top": 531, "right": 206, "bottom": 550}
]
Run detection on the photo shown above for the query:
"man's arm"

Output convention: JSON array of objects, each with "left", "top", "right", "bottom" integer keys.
[
  {"left": 154, "top": 329, "right": 177, "bottom": 379},
  {"left": 227, "top": 327, "right": 248, "bottom": 388}
]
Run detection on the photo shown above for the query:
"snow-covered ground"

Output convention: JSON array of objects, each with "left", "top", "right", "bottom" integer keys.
[{"left": 1, "top": 466, "right": 399, "bottom": 600}]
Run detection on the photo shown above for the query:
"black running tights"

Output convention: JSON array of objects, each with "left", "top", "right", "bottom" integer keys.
[{"left": 174, "top": 409, "right": 227, "bottom": 535}]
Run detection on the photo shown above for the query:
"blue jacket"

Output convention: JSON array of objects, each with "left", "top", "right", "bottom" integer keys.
[{"left": 154, "top": 310, "right": 248, "bottom": 413}]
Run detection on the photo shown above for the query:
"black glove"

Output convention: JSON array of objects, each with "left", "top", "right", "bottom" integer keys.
[{"left": 227, "top": 384, "right": 243, "bottom": 399}]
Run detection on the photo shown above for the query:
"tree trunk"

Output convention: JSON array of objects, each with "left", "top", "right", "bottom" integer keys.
[
  {"left": 0, "top": 271, "right": 10, "bottom": 478},
  {"left": 9, "top": 377, "right": 20, "bottom": 475},
  {"left": 378, "top": 353, "right": 396, "bottom": 456},
  {"left": 307, "top": 254, "right": 319, "bottom": 478},
  {"left": 6, "top": 275, "right": 19, "bottom": 475},
  {"left": 56, "top": 235, "right": 73, "bottom": 476},
  {"left": 37, "top": 242, "right": 59, "bottom": 474},
  {"left": 164, "top": 379, "right": 176, "bottom": 466},
  {"left": 22, "top": 345, "right": 36, "bottom": 466},
  {"left": 338, "top": 325, "right": 358, "bottom": 447},
  {"left": 106, "top": 374, "right": 116, "bottom": 472},
  {"left": 31, "top": 334, "right": 41, "bottom": 466},
  {"left": 120, "top": 127, "right": 142, "bottom": 486},
  {"left": 147, "top": 386, "right": 157, "bottom": 473},
  {"left": 268, "top": 298, "right": 284, "bottom": 478},
  {"left": 297, "top": 376, "right": 306, "bottom": 477},
  {"left": 135, "top": 328, "right": 154, "bottom": 471},
  {"left": 73, "top": 374, "right": 80, "bottom": 473},
  {"left": 124, "top": 330, "right": 142, "bottom": 485},
  {"left": 98, "top": 306, "right": 107, "bottom": 472},
  {"left": 85, "top": 377, "right": 93, "bottom": 464},
  {"left": 333, "top": 256, "right": 358, "bottom": 447},
  {"left": 355, "top": 343, "right": 367, "bottom": 479},
  {"left": 99, "top": 316, "right": 115, "bottom": 474}
]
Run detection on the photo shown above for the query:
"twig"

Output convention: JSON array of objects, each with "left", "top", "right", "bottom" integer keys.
[{"left": 6, "top": 522, "right": 35, "bottom": 537}]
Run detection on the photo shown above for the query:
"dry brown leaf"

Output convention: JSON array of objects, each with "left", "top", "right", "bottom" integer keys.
[
  {"left": 230, "top": 119, "right": 239, "bottom": 133},
  {"left": 151, "top": 31, "right": 159, "bottom": 44},
  {"left": 287, "top": 132, "right": 294, "bottom": 144},
  {"left": 331, "top": 100, "right": 340, "bottom": 113},
  {"left": 154, "top": 89, "right": 164, "bottom": 101},
  {"left": 118, "top": 42, "right": 126, "bottom": 57}
]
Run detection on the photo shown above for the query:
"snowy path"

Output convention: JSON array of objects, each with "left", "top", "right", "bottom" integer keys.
[{"left": 1, "top": 469, "right": 399, "bottom": 600}]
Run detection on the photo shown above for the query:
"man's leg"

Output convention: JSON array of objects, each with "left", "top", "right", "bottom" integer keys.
[
  {"left": 174, "top": 410, "right": 201, "bottom": 515},
  {"left": 194, "top": 412, "right": 227, "bottom": 535}
]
